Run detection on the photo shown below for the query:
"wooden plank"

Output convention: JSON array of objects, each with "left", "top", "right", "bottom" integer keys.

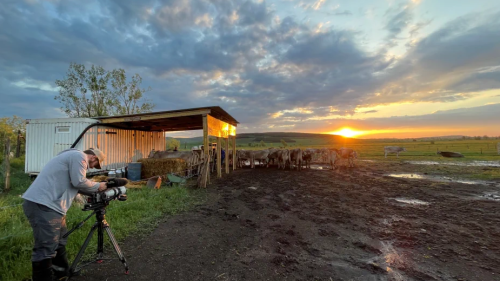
[
  {"left": 217, "top": 137, "right": 222, "bottom": 178},
  {"left": 101, "top": 109, "right": 211, "bottom": 124},
  {"left": 232, "top": 135, "right": 236, "bottom": 171},
  {"left": 225, "top": 136, "right": 229, "bottom": 174}
]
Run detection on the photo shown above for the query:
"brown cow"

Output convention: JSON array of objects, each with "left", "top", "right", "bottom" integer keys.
[
  {"left": 237, "top": 150, "right": 254, "bottom": 168},
  {"left": 277, "top": 149, "right": 290, "bottom": 170},
  {"left": 289, "top": 148, "right": 303, "bottom": 170},
  {"left": 253, "top": 149, "right": 271, "bottom": 168},
  {"left": 332, "top": 148, "right": 358, "bottom": 167}
]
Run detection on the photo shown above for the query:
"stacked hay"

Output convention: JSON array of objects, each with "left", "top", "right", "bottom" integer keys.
[
  {"left": 91, "top": 175, "right": 108, "bottom": 182},
  {"left": 138, "top": 158, "right": 188, "bottom": 181}
]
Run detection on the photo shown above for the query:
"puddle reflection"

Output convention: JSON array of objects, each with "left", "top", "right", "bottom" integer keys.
[{"left": 386, "top": 173, "right": 498, "bottom": 186}]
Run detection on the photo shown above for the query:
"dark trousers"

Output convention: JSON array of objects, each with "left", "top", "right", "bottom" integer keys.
[{"left": 23, "top": 200, "right": 68, "bottom": 262}]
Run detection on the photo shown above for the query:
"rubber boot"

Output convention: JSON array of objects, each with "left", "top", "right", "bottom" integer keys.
[
  {"left": 32, "top": 259, "right": 55, "bottom": 281},
  {"left": 52, "top": 246, "right": 70, "bottom": 280}
]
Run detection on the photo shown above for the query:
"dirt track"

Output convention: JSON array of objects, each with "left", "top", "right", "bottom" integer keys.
[{"left": 75, "top": 163, "right": 500, "bottom": 281}]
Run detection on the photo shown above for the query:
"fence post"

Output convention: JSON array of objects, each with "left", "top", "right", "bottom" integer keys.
[
  {"left": 15, "top": 130, "right": 21, "bottom": 158},
  {"left": 4, "top": 138, "right": 11, "bottom": 191}
]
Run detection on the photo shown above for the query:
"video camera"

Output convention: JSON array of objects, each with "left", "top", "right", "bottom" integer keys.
[{"left": 82, "top": 178, "right": 128, "bottom": 211}]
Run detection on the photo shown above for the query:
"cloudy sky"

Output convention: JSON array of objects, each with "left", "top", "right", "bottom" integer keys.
[{"left": 1, "top": 0, "right": 500, "bottom": 138}]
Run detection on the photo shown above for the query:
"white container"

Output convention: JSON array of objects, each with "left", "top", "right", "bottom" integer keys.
[
  {"left": 108, "top": 170, "right": 116, "bottom": 178},
  {"left": 25, "top": 118, "right": 166, "bottom": 175},
  {"left": 116, "top": 168, "right": 123, "bottom": 178}
]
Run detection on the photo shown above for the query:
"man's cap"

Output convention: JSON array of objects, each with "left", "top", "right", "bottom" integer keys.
[{"left": 89, "top": 148, "right": 106, "bottom": 169}]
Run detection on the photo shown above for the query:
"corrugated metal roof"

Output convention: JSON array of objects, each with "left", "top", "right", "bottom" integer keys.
[{"left": 95, "top": 106, "right": 238, "bottom": 131}]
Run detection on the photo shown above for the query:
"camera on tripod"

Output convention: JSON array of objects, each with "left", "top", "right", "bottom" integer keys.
[
  {"left": 83, "top": 186, "right": 127, "bottom": 210},
  {"left": 64, "top": 178, "right": 131, "bottom": 277},
  {"left": 81, "top": 178, "right": 129, "bottom": 210}
]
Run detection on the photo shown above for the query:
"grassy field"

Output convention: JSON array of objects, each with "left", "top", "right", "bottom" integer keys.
[
  {"left": 180, "top": 135, "right": 499, "bottom": 161},
  {"left": 0, "top": 159, "right": 205, "bottom": 281}
]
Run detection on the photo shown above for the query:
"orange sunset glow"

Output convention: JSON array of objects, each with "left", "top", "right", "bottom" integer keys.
[{"left": 329, "top": 128, "right": 365, "bottom": 138}]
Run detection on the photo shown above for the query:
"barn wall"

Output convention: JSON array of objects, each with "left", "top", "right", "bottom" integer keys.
[
  {"left": 25, "top": 118, "right": 165, "bottom": 173},
  {"left": 75, "top": 127, "right": 165, "bottom": 170}
]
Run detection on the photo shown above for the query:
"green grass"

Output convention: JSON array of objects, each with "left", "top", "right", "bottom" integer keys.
[{"left": 0, "top": 159, "right": 205, "bottom": 281}]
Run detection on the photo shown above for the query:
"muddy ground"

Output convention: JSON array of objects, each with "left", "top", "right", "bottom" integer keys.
[{"left": 75, "top": 162, "right": 500, "bottom": 281}]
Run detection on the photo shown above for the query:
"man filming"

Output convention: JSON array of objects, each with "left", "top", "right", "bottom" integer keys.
[{"left": 22, "top": 148, "right": 108, "bottom": 281}]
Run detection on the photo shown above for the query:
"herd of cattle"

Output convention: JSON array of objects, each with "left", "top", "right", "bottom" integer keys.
[
  {"left": 148, "top": 146, "right": 408, "bottom": 169},
  {"left": 232, "top": 147, "right": 358, "bottom": 170},
  {"left": 148, "top": 146, "right": 375, "bottom": 171}
]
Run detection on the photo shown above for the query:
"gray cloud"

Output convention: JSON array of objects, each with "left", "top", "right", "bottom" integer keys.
[
  {"left": 0, "top": 0, "right": 499, "bottom": 137},
  {"left": 384, "top": 3, "right": 414, "bottom": 40}
]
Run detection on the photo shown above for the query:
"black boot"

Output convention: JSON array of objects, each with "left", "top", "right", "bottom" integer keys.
[
  {"left": 32, "top": 259, "right": 54, "bottom": 281},
  {"left": 52, "top": 246, "right": 70, "bottom": 280}
]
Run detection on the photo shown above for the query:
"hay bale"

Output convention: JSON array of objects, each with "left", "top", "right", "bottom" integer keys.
[
  {"left": 138, "top": 158, "right": 188, "bottom": 181},
  {"left": 91, "top": 175, "right": 108, "bottom": 182}
]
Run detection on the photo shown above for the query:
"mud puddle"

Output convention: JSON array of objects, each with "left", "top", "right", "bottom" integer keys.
[
  {"left": 405, "top": 160, "right": 500, "bottom": 167},
  {"left": 393, "top": 198, "right": 430, "bottom": 205},
  {"left": 480, "top": 192, "right": 500, "bottom": 201},
  {"left": 310, "top": 164, "right": 330, "bottom": 170},
  {"left": 367, "top": 242, "right": 409, "bottom": 281},
  {"left": 386, "top": 173, "right": 500, "bottom": 187}
]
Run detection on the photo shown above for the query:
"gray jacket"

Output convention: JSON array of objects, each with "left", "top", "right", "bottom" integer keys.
[{"left": 22, "top": 149, "right": 100, "bottom": 215}]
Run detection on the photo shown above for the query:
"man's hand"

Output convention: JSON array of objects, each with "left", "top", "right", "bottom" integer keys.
[{"left": 98, "top": 182, "right": 107, "bottom": 192}]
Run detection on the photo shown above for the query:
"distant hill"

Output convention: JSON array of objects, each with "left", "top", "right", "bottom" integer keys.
[{"left": 175, "top": 132, "right": 355, "bottom": 148}]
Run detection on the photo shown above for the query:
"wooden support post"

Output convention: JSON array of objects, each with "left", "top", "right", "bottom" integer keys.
[
  {"left": 202, "top": 115, "right": 209, "bottom": 157},
  {"left": 225, "top": 137, "right": 229, "bottom": 174},
  {"left": 232, "top": 135, "right": 237, "bottom": 171},
  {"left": 217, "top": 137, "right": 222, "bottom": 178},
  {"left": 15, "top": 130, "right": 21, "bottom": 158},
  {"left": 4, "top": 138, "right": 11, "bottom": 191}
]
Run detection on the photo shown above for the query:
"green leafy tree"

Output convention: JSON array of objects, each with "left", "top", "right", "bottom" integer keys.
[
  {"left": 0, "top": 116, "right": 26, "bottom": 159},
  {"left": 166, "top": 138, "right": 180, "bottom": 150},
  {"left": 110, "top": 69, "right": 154, "bottom": 115},
  {"left": 280, "top": 139, "right": 288, "bottom": 147},
  {"left": 260, "top": 140, "right": 266, "bottom": 147},
  {"left": 55, "top": 63, "right": 154, "bottom": 117}
]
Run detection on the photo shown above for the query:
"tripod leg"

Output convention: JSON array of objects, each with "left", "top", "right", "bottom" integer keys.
[
  {"left": 69, "top": 222, "right": 98, "bottom": 276},
  {"left": 97, "top": 221, "right": 104, "bottom": 262},
  {"left": 104, "top": 225, "right": 130, "bottom": 274}
]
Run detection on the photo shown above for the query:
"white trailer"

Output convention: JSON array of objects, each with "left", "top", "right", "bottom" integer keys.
[{"left": 25, "top": 118, "right": 165, "bottom": 175}]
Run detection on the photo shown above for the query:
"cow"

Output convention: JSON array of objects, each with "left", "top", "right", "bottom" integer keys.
[
  {"left": 384, "top": 146, "right": 407, "bottom": 158},
  {"left": 302, "top": 148, "right": 318, "bottom": 169},
  {"left": 237, "top": 150, "right": 254, "bottom": 168},
  {"left": 267, "top": 148, "right": 280, "bottom": 166},
  {"left": 253, "top": 149, "right": 271, "bottom": 167},
  {"left": 289, "top": 148, "right": 303, "bottom": 170},
  {"left": 333, "top": 148, "right": 358, "bottom": 168},
  {"left": 327, "top": 149, "right": 339, "bottom": 170},
  {"left": 277, "top": 149, "right": 290, "bottom": 170}
]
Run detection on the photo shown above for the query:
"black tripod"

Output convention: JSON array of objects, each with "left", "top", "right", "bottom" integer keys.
[{"left": 63, "top": 203, "right": 129, "bottom": 278}]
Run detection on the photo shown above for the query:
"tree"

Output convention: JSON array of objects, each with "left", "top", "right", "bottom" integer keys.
[
  {"left": 55, "top": 63, "right": 154, "bottom": 117},
  {"left": 0, "top": 116, "right": 25, "bottom": 159},
  {"left": 260, "top": 140, "right": 266, "bottom": 147},
  {"left": 110, "top": 69, "right": 154, "bottom": 115},
  {"left": 166, "top": 138, "right": 180, "bottom": 150},
  {"left": 280, "top": 139, "right": 288, "bottom": 147}
]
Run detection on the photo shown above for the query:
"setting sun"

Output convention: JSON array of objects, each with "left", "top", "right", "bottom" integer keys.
[{"left": 330, "top": 128, "right": 364, "bottom": 138}]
